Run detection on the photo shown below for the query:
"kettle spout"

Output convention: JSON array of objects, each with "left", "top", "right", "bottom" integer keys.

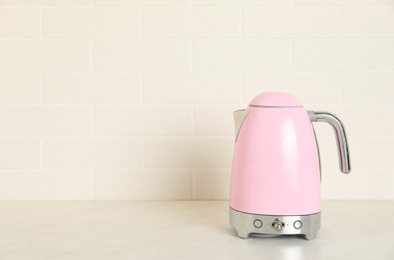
[{"left": 233, "top": 109, "right": 249, "bottom": 142}]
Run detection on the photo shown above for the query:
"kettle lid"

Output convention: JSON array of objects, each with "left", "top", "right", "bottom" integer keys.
[{"left": 249, "top": 92, "right": 303, "bottom": 107}]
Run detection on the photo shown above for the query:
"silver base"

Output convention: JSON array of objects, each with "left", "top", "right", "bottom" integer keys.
[{"left": 230, "top": 207, "right": 321, "bottom": 240}]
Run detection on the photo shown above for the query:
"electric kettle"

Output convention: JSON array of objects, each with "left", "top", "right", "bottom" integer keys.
[{"left": 229, "top": 92, "right": 351, "bottom": 240}]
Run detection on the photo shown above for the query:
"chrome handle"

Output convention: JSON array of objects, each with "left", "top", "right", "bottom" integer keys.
[{"left": 308, "top": 111, "right": 351, "bottom": 174}]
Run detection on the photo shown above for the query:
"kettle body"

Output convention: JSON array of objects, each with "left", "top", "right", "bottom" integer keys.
[{"left": 230, "top": 92, "right": 351, "bottom": 240}]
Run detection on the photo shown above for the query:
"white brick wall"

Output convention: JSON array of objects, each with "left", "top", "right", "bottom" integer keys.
[
  {"left": 243, "top": 7, "right": 341, "bottom": 38},
  {"left": 43, "top": 8, "right": 140, "bottom": 38},
  {"left": 0, "top": 41, "right": 90, "bottom": 71},
  {"left": 143, "top": 8, "right": 241, "bottom": 38},
  {"left": 0, "top": 1, "right": 393, "bottom": 201}
]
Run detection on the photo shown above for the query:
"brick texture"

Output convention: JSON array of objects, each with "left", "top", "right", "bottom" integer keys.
[{"left": 1, "top": 2, "right": 393, "bottom": 201}]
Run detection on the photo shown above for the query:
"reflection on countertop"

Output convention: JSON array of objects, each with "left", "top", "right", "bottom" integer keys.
[{"left": 0, "top": 201, "right": 393, "bottom": 260}]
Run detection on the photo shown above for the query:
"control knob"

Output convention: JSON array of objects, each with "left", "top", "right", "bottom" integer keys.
[{"left": 272, "top": 219, "right": 284, "bottom": 231}]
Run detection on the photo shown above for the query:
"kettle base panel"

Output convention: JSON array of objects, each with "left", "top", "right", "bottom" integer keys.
[{"left": 229, "top": 207, "right": 320, "bottom": 241}]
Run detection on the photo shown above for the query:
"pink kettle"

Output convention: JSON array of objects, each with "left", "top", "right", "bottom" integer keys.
[{"left": 229, "top": 92, "right": 351, "bottom": 240}]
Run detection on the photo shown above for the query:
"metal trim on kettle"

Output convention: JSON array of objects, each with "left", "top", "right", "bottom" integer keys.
[{"left": 229, "top": 92, "right": 351, "bottom": 240}]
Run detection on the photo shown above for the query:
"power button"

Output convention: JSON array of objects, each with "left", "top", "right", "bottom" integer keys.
[
  {"left": 253, "top": 219, "right": 263, "bottom": 228},
  {"left": 294, "top": 220, "right": 302, "bottom": 229}
]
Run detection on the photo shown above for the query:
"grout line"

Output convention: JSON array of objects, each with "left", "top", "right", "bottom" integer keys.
[
  {"left": 39, "top": 8, "right": 42, "bottom": 39},
  {"left": 1, "top": 70, "right": 394, "bottom": 73},
  {"left": 339, "top": 6, "right": 343, "bottom": 38},
  {"left": 39, "top": 74, "right": 44, "bottom": 104},
  {"left": 141, "top": 73, "right": 144, "bottom": 104},
  {"left": 391, "top": 39, "right": 393, "bottom": 71},
  {"left": 191, "top": 105, "right": 195, "bottom": 137},
  {"left": 191, "top": 170, "right": 195, "bottom": 200},
  {"left": 141, "top": 138, "right": 145, "bottom": 169},
  {"left": 0, "top": 168, "right": 233, "bottom": 172},
  {"left": 3, "top": 37, "right": 394, "bottom": 40},
  {"left": 139, "top": 8, "right": 143, "bottom": 38},
  {"left": 0, "top": 135, "right": 220, "bottom": 139},
  {"left": 40, "top": 139, "right": 44, "bottom": 170},
  {"left": 91, "top": 171, "right": 95, "bottom": 201},
  {"left": 3, "top": 5, "right": 313, "bottom": 8},
  {"left": 292, "top": 4, "right": 394, "bottom": 6},
  {"left": 0, "top": 135, "right": 392, "bottom": 139},
  {"left": 340, "top": 72, "right": 343, "bottom": 104},
  {"left": 391, "top": 173, "right": 394, "bottom": 200},
  {"left": 241, "top": 72, "right": 245, "bottom": 103},
  {"left": 240, "top": 8, "right": 243, "bottom": 39},
  {"left": 4, "top": 102, "right": 393, "bottom": 106},
  {"left": 17, "top": 4, "right": 394, "bottom": 7},
  {"left": 89, "top": 41, "right": 93, "bottom": 71},
  {"left": 291, "top": 40, "right": 294, "bottom": 71},
  {"left": 0, "top": 168, "right": 391, "bottom": 172},
  {"left": 90, "top": 105, "right": 95, "bottom": 136},
  {"left": 191, "top": 40, "right": 194, "bottom": 71}
]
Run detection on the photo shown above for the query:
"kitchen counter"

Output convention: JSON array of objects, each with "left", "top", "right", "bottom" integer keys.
[{"left": 0, "top": 201, "right": 393, "bottom": 260}]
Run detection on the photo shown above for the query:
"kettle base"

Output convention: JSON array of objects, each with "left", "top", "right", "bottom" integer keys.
[{"left": 229, "top": 207, "right": 321, "bottom": 240}]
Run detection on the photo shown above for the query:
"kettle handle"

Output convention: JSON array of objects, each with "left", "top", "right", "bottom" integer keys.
[{"left": 308, "top": 111, "right": 351, "bottom": 174}]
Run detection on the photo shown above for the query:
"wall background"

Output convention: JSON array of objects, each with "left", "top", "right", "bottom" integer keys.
[{"left": 0, "top": 0, "right": 393, "bottom": 200}]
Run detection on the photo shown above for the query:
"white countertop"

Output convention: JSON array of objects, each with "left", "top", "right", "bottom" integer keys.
[{"left": 0, "top": 201, "right": 393, "bottom": 260}]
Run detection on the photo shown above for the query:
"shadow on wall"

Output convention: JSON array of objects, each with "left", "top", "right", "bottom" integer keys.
[
  {"left": 146, "top": 136, "right": 235, "bottom": 200},
  {"left": 191, "top": 137, "right": 234, "bottom": 200}
]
